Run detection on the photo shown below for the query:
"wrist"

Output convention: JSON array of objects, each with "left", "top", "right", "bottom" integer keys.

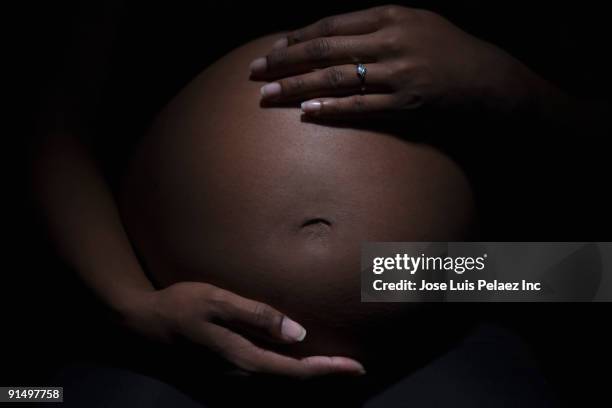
[
  {"left": 109, "top": 288, "right": 171, "bottom": 341},
  {"left": 110, "top": 286, "right": 155, "bottom": 318},
  {"left": 470, "top": 42, "right": 562, "bottom": 119},
  {"left": 509, "top": 60, "right": 573, "bottom": 123},
  {"left": 486, "top": 55, "right": 538, "bottom": 116}
]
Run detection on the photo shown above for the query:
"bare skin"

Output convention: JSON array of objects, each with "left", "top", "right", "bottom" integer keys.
[
  {"left": 119, "top": 34, "right": 475, "bottom": 369},
  {"left": 251, "top": 5, "right": 609, "bottom": 129},
  {"left": 31, "top": 4, "right": 366, "bottom": 378},
  {"left": 34, "top": 3, "right": 609, "bottom": 384}
]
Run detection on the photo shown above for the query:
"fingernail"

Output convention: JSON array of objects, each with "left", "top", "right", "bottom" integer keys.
[
  {"left": 249, "top": 57, "right": 267, "bottom": 74},
  {"left": 260, "top": 82, "right": 282, "bottom": 99},
  {"left": 273, "top": 37, "right": 288, "bottom": 49},
  {"left": 301, "top": 100, "right": 322, "bottom": 113},
  {"left": 342, "top": 360, "right": 366, "bottom": 375},
  {"left": 281, "top": 317, "right": 307, "bottom": 342}
]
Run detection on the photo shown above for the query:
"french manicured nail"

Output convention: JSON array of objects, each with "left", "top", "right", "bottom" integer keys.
[
  {"left": 260, "top": 82, "right": 282, "bottom": 99},
  {"left": 249, "top": 57, "right": 267, "bottom": 74},
  {"left": 273, "top": 37, "right": 288, "bottom": 49},
  {"left": 336, "top": 358, "right": 366, "bottom": 375},
  {"left": 281, "top": 317, "right": 307, "bottom": 341},
  {"left": 301, "top": 100, "right": 322, "bottom": 113},
  {"left": 349, "top": 365, "right": 367, "bottom": 375}
]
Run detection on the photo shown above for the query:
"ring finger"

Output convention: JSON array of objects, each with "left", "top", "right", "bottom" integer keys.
[
  {"left": 251, "top": 35, "right": 380, "bottom": 78},
  {"left": 260, "top": 63, "right": 391, "bottom": 102}
]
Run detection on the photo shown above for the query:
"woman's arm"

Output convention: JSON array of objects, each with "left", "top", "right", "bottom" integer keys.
[
  {"left": 31, "top": 130, "right": 156, "bottom": 320},
  {"left": 30, "top": 0, "right": 151, "bottom": 321},
  {"left": 250, "top": 4, "right": 611, "bottom": 133}
]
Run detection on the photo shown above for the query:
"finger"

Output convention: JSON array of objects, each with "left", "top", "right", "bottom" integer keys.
[
  {"left": 202, "top": 324, "right": 366, "bottom": 378},
  {"left": 273, "top": 7, "right": 385, "bottom": 49},
  {"left": 209, "top": 288, "right": 306, "bottom": 343},
  {"left": 251, "top": 35, "right": 378, "bottom": 78},
  {"left": 260, "top": 63, "right": 391, "bottom": 102},
  {"left": 301, "top": 94, "right": 398, "bottom": 116}
]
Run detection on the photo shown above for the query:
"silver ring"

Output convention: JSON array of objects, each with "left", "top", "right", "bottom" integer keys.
[{"left": 356, "top": 63, "right": 367, "bottom": 92}]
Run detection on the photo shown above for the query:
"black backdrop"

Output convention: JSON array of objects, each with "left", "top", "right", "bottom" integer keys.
[{"left": 5, "top": 1, "right": 612, "bottom": 406}]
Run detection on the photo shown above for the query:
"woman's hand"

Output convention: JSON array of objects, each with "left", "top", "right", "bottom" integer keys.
[
  {"left": 250, "top": 5, "right": 540, "bottom": 117},
  {"left": 123, "top": 282, "right": 365, "bottom": 378}
]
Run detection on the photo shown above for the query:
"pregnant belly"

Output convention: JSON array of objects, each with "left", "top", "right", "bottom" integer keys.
[{"left": 119, "top": 35, "right": 475, "bottom": 369}]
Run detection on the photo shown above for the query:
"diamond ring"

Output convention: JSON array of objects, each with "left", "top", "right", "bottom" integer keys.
[{"left": 356, "top": 63, "right": 367, "bottom": 93}]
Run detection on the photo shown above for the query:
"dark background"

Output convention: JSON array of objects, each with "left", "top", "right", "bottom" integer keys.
[{"left": 4, "top": 1, "right": 612, "bottom": 406}]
